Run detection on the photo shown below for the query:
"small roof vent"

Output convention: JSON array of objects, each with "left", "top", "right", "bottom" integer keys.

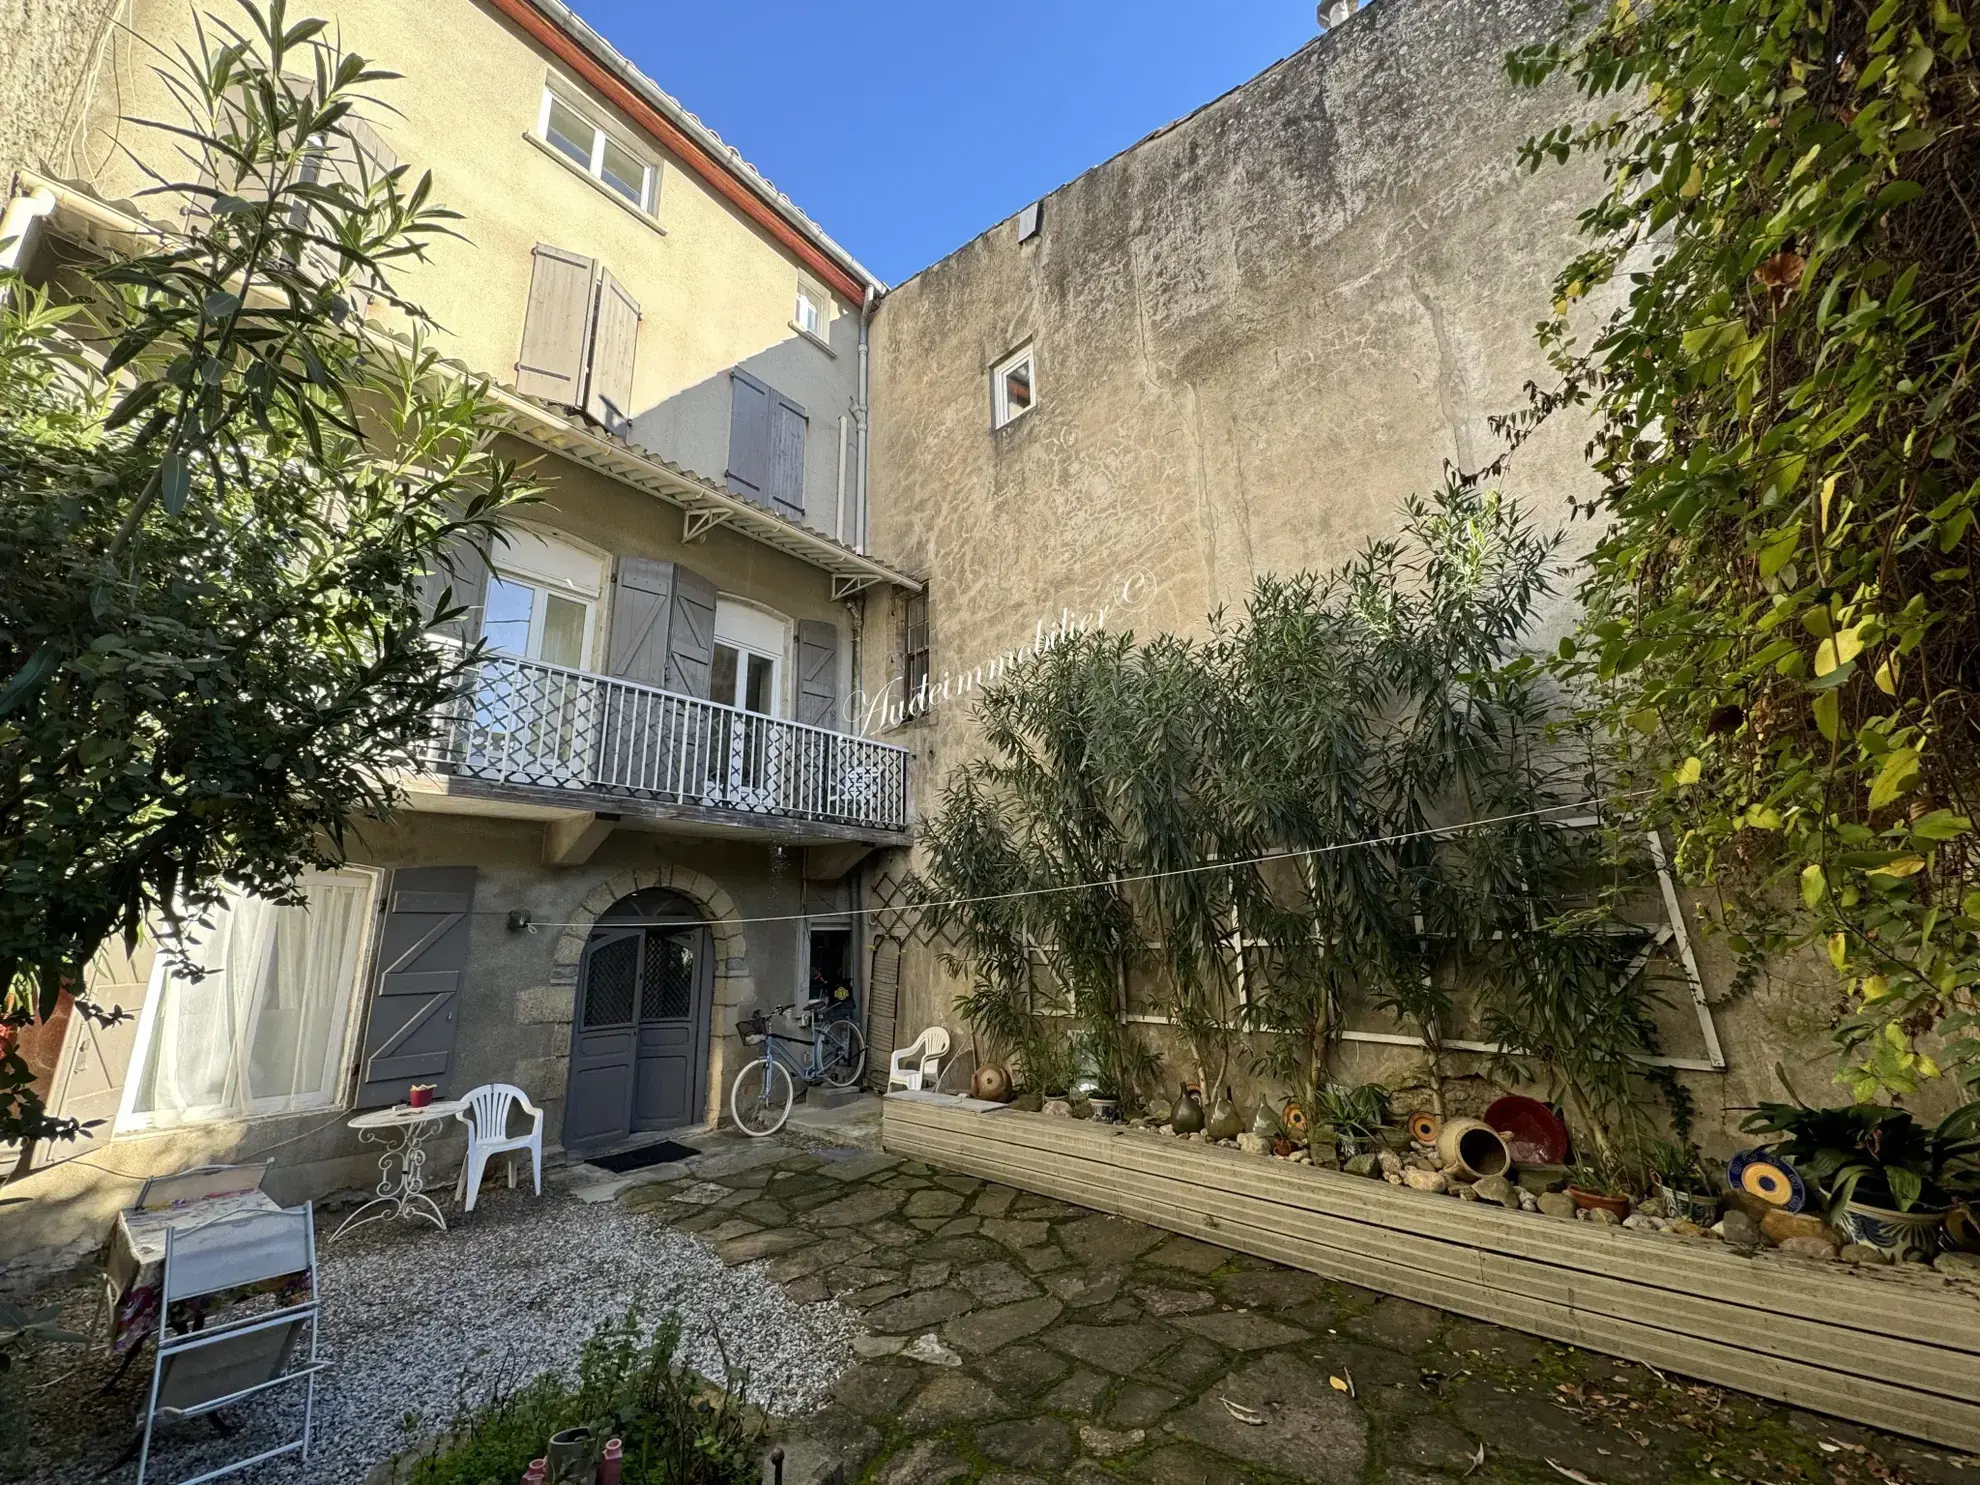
[{"left": 1017, "top": 201, "right": 1043, "bottom": 243}]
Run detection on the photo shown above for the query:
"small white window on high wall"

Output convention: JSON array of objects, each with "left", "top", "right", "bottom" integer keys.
[
  {"left": 795, "top": 281, "right": 826, "bottom": 339},
  {"left": 991, "top": 344, "right": 1036, "bottom": 429},
  {"left": 119, "top": 871, "right": 380, "bottom": 1131},
  {"left": 538, "top": 87, "right": 656, "bottom": 214},
  {"left": 480, "top": 527, "right": 607, "bottom": 671}
]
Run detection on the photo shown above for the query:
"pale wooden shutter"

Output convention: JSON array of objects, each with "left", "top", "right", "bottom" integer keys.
[
  {"left": 515, "top": 245, "right": 597, "bottom": 407},
  {"left": 796, "top": 618, "right": 839, "bottom": 728},
  {"left": 353, "top": 867, "right": 476, "bottom": 1108},
  {"left": 584, "top": 269, "right": 641, "bottom": 438},
  {"left": 726, "top": 370, "right": 770, "bottom": 505},
  {"left": 864, "top": 937, "right": 901, "bottom": 1093},
  {"left": 606, "top": 557, "right": 676, "bottom": 687},
  {"left": 768, "top": 392, "right": 808, "bottom": 522},
  {"left": 41, "top": 947, "right": 156, "bottom": 1158},
  {"left": 664, "top": 566, "right": 718, "bottom": 699},
  {"left": 418, "top": 535, "right": 489, "bottom": 642}
]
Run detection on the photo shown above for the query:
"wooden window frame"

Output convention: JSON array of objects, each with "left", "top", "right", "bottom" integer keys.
[{"left": 902, "top": 589, "right": 931, "bottom": 708}]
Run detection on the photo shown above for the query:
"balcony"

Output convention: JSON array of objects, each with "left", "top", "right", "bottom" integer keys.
[{"left": 421, "top": 652, "right": 910, "bottom": 844}]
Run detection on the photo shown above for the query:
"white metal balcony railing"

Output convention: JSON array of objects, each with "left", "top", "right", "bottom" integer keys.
[{"left": 426, "top": 652, "right": 910, "bottom": 833}]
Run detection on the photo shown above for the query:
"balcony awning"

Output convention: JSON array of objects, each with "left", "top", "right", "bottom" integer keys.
[
  {"left": 9, "top": 173, "right": 921, "bottom": 599},
  {"left": 482, "top": 389, "right": 920, "bottom": 599}
]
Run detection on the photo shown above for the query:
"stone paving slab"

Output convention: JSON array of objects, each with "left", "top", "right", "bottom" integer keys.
[{"left": 618, "top": 1148, "right": 1980, "bottom": 1485}]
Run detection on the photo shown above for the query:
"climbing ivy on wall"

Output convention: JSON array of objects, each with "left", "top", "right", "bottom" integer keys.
[{"left": 1511, "top": 0, "right": 1980, "bottom": 1096}]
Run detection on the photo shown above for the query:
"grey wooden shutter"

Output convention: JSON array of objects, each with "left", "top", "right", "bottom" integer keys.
[
  {"left": 768, "top": 392, "right": 808, "bottom": 521},
  {"left": 584, "top": 269, "right": 641, "bottom": 438},
  {"left": 607, "top": 557, "right": 676, "bottom": 686},
  {"left": 353, "top": 866, "right": 476, "bottom": 1108},
  {"left": 418, "top": 535, "right": 489, "bottom": 642},
  {"left": 664, "top": 566, "right": 718, "bottom": 699},
  {"left": 864, "top": 937, "right": 901, "bottom": 1093},
  {"left": 515, "top": 245, "right": 597, "bottom": 407},
  {"left": 796, "top": 619, "right": 839, "bottom": 728},
  {"left": 726, "top": 369, "right": 771, "bottom": 505},
  {"left": 43, "top": 972, "right": 152, "bottom": 1155}
]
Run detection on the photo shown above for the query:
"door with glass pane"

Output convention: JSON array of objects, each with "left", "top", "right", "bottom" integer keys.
[
  {"left": 120, "top": 872, "right": 378, "bottom": 1131},
  {"left": 706, "top": 602, "right": 784, "bottom": 812},
  {"left": 564, "top": 891, "right": 712, "bottom": 1148},
  {"left": 472, "top": 570, "right": 596, "bottom": 786}
]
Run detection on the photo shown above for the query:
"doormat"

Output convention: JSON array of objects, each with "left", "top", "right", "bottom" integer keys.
[{"left": 586, "top": 1140, "right": 700, "bottom": 1174}]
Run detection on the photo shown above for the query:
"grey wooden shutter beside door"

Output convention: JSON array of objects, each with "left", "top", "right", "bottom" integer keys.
[
  {"left": 417, "top": 534, "right": 489, "bottom": 643},
  {"left": 515, "top": 245, "right": 596, "bottom": 407},
  {"left": 585, "top": 269, "right": 641, "bottom": 437},
  {"left": 726, "top": 370, "right": 770, "bottom": 505},
  {"left": 354, "top": 867, "right": 476, "bottom": 1107},
  {"left": 664, "top": 567, "right": 718, "bottom": 699},
  {"left": 795, "top": 619, "right": 840, "bottom": 728},
  {"left": 607, "top": 557, "right": 676, "bottom": 686},
  {"left": 767, "top": 393, "right": 808, "bottom": 521}
]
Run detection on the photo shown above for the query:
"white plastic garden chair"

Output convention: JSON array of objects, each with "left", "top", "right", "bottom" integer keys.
[
  {"left": 452, "top": 1083, "right": 544, "bottom": 1212},
  {"left": 887, "top": 1026, "right": 951, "bottom": 1092}
]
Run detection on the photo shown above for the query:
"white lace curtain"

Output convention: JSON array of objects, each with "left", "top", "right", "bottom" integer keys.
[{"left": 129, "top": 874, "right": 372, "bottom": 1127}]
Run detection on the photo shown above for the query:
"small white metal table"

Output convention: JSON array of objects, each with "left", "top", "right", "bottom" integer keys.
[{"left": 331, "top": 1100, "right": 467, "bottom": 1240}]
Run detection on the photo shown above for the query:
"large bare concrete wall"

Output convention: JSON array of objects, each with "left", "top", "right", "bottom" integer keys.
[
  {"left": 857, "top": 0, "right": 1850, "bottom": 1139},
  {"left": 0, "top": 0, "right": 120, "bottom": 190}
]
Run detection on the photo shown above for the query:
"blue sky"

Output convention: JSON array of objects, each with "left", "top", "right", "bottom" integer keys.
[{"left": 569, "top": 2, "right": 1323, "bottom": 285}]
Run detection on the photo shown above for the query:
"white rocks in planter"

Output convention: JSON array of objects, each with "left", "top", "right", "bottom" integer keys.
[
  {"left": 1402, "top": 1168, "right": 1449, "bottom": 1195},
  {"left": 1377, "top": 1150, "right": 1404, "bottom": 1178},
  {"left": 1236, "top": 1132, "right": 1271, "bottom": 1156}
]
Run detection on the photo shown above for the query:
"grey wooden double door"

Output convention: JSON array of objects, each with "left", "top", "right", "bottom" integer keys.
[{"left": 564, "top": 890, "right": 713, "bottom": 1149}]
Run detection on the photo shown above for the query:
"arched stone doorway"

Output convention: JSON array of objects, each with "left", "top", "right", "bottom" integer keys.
[{"left": 563, "top": 888, "right": 714, "bottom": 1149}]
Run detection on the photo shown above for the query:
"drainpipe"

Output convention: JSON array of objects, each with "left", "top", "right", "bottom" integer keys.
[{"left": 856, "top": 284, "right": 877, "bottom": 553}]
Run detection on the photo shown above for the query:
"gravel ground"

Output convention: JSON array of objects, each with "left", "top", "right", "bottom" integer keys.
[{"left": 4, "top": 1180, "right": 861, "bottom": 1485}]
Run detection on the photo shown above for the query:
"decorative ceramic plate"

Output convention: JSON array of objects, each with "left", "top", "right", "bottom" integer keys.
[
  {"left": 1727, "top": 1148, "right": 1807, "bottom": 1211},
  {"left": 1406, "top": 1111, "right": 1440, "bottom": 1145}
]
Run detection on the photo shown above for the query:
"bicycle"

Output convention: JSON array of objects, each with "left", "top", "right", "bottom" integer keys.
[{"left": 729, "top": 999, "right": 867, "bottom": 1136}]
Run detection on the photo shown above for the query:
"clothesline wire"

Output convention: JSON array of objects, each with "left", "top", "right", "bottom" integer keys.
[{"left": 487, "top": 790, "right": 1654, "bottom": 933}]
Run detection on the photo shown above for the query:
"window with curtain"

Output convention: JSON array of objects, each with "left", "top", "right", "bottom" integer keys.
[{"left": 121, "top": 871, "right": 378, "bottom": 1130}]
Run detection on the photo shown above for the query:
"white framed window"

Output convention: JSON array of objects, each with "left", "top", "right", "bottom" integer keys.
[
  {"left": 118, "top": 870, "right": 382, "bottom": 1132},
  {"left": 712, "top": 599, "right": 790, "bottom": 717},
  {"left": 480, "top": 526, "right": 605, "bottom": 671},
  {"left": 537, "top": 86, "right": 657, "bottom": 214},
  {"left": 991, "top": 344, "right": 1036, "bottom": 429},
  {"left": 795, "top": 281, "right": 825, "bottom": 339}
]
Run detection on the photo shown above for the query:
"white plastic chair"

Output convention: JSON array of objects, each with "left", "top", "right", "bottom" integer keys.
[
  {"left": 453, "top": 1083, "right": 544, "bottom": 1212},
  {"left": 139, "top": 1202, "right": 325, "bottom": 1485},
  {"left": 887, "top": 1026, "right": 951, "bottom": 1092}
]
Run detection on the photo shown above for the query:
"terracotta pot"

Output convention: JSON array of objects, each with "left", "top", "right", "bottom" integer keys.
[
  {"left": 970, "top": 1064, "right": 1012, "bottom": 1102},
  {"left": 1437, "top": 1117, "right": 1512, "bottom": 1180},
  {"left": 1568, "top": 1186, "right": 1632, "bottom": 1220},
  {"left": 1169, "top": 1084, "right": 1205, "bottom": 1135}
]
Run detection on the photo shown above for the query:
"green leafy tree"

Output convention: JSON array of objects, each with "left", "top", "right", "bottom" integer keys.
[
  {"left": 0, "top": 1, "right": 531, "bottom": 1165},
  {"left": 1511, "top": 0, "right": 1980, "bottom": 1097}
]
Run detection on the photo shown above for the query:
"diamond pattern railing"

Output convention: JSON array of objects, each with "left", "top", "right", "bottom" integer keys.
[{"left": 427, "top": 652, "right": 909, "bottom": 833}]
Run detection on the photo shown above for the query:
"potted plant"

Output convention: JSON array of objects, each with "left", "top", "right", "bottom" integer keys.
[
  {"left": 1087, "top": 1089, "right": 1121, "bottom": 1123},
  {"left": 1309, "top": 1082, "right": 1391, "bottom": 1161},
  {"left": 1565, "top": 1162, "right": 1634, "bottom": 1220},
  {"left": 1645, "top": 1139, "right": 1719, "bottom": 1224},
  {"left": 1738, "top": 1097, "right": 1980, "bottom": 1262}
]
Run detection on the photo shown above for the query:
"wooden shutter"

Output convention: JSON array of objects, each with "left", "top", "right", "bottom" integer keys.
[
  {"left": 584, "top": 269, "right": 641, "bottom": 438},
  {"left": 726, "top": 369, "right": 771, "bottom": 505},
  {"left": 767, "top": 392, "right": 808, "bottom": 522},
  {"left": 418, "top": 534, "right": 489, "bottom": 642},
  {"left": 664, "top": 566, "right": 718, "bottom": 699},
  {"left": 796, "top": 619, "right": 839, "bottom": 728},
  {"left": 864, "top": 937, "right": 901, "bottom": 1093},
  {"left": 515, "top": 245, "right": 597, "bottom": 407},
  {"left": 42, "top": 953, "right": 155, "bottom": 1156},
  {"left": 353, "top": 867, "right": 476, "bottom": 1108},
  {"left": 606, "top": 557, "right": 676, "bottom": 686}
]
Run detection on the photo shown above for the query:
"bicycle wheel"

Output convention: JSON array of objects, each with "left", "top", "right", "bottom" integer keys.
[
  {"left": 731, "top": 1056, "right": 794, "bottom": 1137},
  {"left": 820, "top": 1020, "right": 867, "bottom": 1088}
]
